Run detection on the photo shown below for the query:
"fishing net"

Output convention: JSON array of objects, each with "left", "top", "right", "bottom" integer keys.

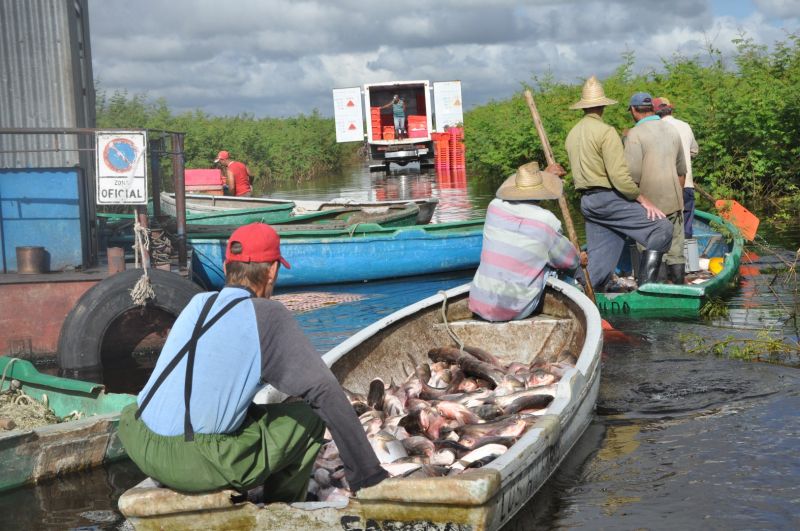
[{"left": 0, "top": 386, "right": 61, "bottom": 431}]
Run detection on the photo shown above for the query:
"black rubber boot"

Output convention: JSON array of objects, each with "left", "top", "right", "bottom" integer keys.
[
  {"left": 637, "top": 250, "right": 664, "bottom": 286},
  {"left": 668, "top": 263, "right": 685, "bottom": 285}
]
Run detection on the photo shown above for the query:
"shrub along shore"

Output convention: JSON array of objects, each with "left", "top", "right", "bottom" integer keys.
[
  {"left": 95, "top": 90, "right": 358, "bottom": 193},
  {"left": 464, "top": 34, "right": 800, "bottom": 204}
]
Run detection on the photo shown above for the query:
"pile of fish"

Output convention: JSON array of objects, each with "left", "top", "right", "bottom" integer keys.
[{"left": 307, "top": 345, "right": 576, "bottom": 502}]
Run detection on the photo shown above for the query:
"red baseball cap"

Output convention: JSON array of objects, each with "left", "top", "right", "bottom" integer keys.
[
  {"left": 225, "top": 223, "right": 290, "bottom": 268},
  {"left": 214, "top": 150, "right": 230, "bottom": 163},
  {"left": 653, "top": 97, "right": 673, "bottom": 110}
]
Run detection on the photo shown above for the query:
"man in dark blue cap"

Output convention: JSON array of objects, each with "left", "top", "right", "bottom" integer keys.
[{"left": 624, "top": 92, "right": 687, "bottom": 284}]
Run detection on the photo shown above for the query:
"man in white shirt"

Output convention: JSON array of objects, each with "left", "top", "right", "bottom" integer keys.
[{"left": 654, "top": 97, "right": 699, "bottom": 238}]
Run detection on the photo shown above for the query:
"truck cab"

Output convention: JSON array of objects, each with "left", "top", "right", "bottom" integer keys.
[{"left": 333, "top": 80, "right": 463, "bottom": 172}]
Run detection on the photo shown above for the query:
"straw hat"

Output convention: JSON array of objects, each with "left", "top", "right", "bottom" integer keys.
[
  {"left": 569, "top": 75, "right": 618, "bottom": 109},
  {"left": 496, "top": 162, "right": 563, "bottom": 201}
]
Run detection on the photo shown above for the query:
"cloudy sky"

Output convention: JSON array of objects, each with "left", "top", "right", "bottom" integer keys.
[{"left": 89, "top": 0, "right": 800, "bottom": 118}]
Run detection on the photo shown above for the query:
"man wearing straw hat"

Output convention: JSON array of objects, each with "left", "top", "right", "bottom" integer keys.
[
  {"left": 565, "top": 76, "right": 672, "bottom": 290},
  {"left": 469, "top": 162, "right": 580, "bottom": 321}
]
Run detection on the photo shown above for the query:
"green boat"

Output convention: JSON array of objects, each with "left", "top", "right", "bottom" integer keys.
[
  {"left": 595, "top": 209, "right": 744, "bottom": 317},
  {"left": 0, "top": 356, "right": 136, "bottom": 493},
  {"left": 176, "top": 202, "right": 297, "bottom": 225},
  {"left": 180, "top": 202, "right": 421, "bottom": 233}
]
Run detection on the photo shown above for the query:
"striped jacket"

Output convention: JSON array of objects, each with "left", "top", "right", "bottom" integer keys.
[{"left": 469, "top": 199, "right": 579, "bottom": 321}]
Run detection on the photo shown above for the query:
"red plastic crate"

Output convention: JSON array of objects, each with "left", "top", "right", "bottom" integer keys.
[{"left": 409, "top": 129, "right": 428, "bottom": 138}]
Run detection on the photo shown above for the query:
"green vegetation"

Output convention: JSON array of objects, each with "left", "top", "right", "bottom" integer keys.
[
  {"left": 95, "top": 88, "right": 358, "bottom": 192},
  {"left": 680, "top": 329, "right": 799, "bottom": 363},
  {"left": 463, "top": 33, "right": 800, "bottom": 202}
]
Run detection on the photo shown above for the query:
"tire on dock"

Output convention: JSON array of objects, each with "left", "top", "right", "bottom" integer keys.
[{"left": 57, "top": 269, "right": 202, "bottom": 385}]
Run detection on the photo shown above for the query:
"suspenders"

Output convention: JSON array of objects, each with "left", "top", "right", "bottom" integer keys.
[{"left": 136, "top": 293, "right": 251, "bottom": 441}]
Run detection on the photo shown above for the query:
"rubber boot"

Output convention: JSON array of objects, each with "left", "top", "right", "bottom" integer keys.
[
  {"left": 668, "top": 263, "right": 685, "bottom": 285},
  {"left": 637, "top": 250, "right": 664, "bottom": 286}
]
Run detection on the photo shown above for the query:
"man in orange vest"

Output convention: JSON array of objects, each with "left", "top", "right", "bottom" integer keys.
[{"left": 215, "top": 150, "right": 253, "bottom": 197}]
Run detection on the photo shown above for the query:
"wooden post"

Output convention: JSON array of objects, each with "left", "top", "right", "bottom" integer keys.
[{"left": 523, "top": 89, "right": 597, "bottom": 304}]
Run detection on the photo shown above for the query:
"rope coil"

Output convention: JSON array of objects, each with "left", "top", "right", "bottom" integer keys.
[{"left": 130, "top": 216, "right": 155, "bottom": 306}]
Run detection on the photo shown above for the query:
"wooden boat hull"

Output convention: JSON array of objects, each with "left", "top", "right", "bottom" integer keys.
[
  {"left": 0, "top": 357, "right": 136, "bottom": 492},
  {"left": 180, "top": 203, "right": 421, "bottom": 234},
  {"left": 178, "top": 203, "right": 296, "bottom": 225},
  {"left": 161, "top": 191, "right": 439, "bottom": 225},
  {"left": 595, "top": 209, "right": 744, "bottom": 317},
  {"left": 118, "top": 279, "right": 603, "bottom": 530},
  {"left": 189, "top": 220, "right": 485, "bottom": 288}
]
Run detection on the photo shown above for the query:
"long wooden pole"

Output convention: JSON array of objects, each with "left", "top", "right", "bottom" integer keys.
[{"left": 523, "top": 89, "right": 597, "bottom": 304}]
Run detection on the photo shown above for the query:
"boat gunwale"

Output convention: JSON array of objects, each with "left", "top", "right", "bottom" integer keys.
[{"left": 186, "top": 219, "right": 486, "bottom": 242}]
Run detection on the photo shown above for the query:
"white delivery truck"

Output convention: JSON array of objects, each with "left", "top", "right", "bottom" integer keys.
[{"left": 332, "top": 80, "right": 464, "bottom": 172}]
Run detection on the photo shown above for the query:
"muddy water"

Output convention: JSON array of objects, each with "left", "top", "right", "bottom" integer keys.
[{"left": 3, "top": 165, "right": 800, "bottom": 529}]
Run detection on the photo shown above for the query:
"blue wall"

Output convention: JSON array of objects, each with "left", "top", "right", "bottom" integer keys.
[{"left": 0, "top": 169, "right": 87, "bottom": 273}]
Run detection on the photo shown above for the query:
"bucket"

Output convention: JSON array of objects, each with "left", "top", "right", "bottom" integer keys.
[
  {"left": 684, "top": 238, "right": 700, "bottom": 273},
  {"left": 107, "top": 247, "right": 126, "bottom": 274},
  {"left": 16, "top": 246, "right": 49, "bottom": 274}
]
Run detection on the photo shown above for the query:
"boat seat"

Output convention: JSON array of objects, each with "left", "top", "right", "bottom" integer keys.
[{"left": 433, "top": 314, "right": 577, "bottom": 365}]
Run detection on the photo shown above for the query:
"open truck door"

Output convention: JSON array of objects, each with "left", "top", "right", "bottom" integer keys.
[
  {"left": 332, "top": 87, "right": 364, "bottom": 143},
  {"left": 432, "top": 81, "right": 463, "bottom": 131}
]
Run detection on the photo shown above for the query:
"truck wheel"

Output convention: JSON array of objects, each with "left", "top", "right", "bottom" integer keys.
[{"left": 57, "top": 269, "right": 202, "bottom": 375}]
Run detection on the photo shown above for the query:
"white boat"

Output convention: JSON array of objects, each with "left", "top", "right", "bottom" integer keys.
[
  {"left": 118, "top": 278, "right": 602, "bottom": 530},
  {"left": 160, "top": 191, "right": 439, "bottom": 225}
]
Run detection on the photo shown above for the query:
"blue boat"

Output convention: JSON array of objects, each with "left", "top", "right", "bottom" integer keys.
[{"left": 188, "top": 220, "right": 485, "bottom": 288}]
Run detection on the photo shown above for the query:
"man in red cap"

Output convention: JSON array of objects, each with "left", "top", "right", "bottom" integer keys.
[
  {"left": 215, "top": 150, "right": 253, "bottom": 197},
  {"left": 118, "top": 223, "right": 387, "bottom": 502}
]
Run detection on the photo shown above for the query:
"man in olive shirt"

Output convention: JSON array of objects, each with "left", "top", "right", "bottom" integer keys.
[
  {"left": 624, "top": 93, "right": 687, "bottom": 284},
  {"left": 565, "top": 76, "right": 672, "bottom": 291}
]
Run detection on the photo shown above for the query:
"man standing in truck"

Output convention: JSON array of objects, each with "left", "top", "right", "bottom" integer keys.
[{"left": 381, "top": 95, "right": 406, "bottom": 139}]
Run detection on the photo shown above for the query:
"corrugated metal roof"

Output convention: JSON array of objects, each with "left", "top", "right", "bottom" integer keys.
[{"left": 0, "top": 0, "right": 95, "bottom": 168}]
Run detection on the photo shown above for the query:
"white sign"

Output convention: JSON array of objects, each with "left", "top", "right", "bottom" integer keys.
[
  {"left": 95, "top": 131, "right": 148, "bottom": 205},
  {"left": 433, "top": 81, "right": 464, "bottom": 131},
  {"left": 332, "top": 87, "right": 364, "bottom": 143}
]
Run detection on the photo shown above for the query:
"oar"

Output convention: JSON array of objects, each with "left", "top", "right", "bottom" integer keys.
[
  {"left": 693, "top": 184, "right": 759, "bottom": 241},
  {"left": 523, "top": 89, "right": 596, "bottom": 304}
]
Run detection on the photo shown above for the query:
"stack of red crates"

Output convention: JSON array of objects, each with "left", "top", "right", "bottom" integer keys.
[
  {"left": 370, "top": 107, "right": 382, "bottom": 140},
  {"left": 407, "top": 115, "right": 428, "bottom": 138},
  {"left": 383, "top": 126, "right": 395, "bottom": 140},
  {"left": 449, "top": 127, "right": 465, "bottom": 168},
  {"left": 432, "top": 132, "right": 450, "bottom": 168}
]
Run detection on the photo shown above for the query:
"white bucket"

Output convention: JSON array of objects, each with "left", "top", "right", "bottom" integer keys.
[{"left": 684, "top": 238, "right": 700, "bottom": 272}]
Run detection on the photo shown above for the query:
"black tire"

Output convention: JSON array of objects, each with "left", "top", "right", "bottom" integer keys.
[{"left": 57, "top": 269, "right": 203, "bottom": 372}]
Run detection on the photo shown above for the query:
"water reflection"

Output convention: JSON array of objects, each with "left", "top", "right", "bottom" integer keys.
[{"left": 265, "top": 162, "right": 493, "bottom": 223}]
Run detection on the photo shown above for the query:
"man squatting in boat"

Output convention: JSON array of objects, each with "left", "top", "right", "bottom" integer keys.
[
  {"left": 469, "top": 161, "right": 582, "bottom": 321},
  {"left": 565, "top": 76, "right": 673, "bottom": 291},
  {"left": 118, "top": 223, "right": 388, "bottom": 503}
]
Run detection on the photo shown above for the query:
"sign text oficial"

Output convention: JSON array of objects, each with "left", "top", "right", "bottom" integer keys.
[{"left": 95, "top": 131, "right": 148, "bottom": 205}]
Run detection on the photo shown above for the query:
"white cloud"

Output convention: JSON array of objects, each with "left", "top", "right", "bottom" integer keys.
[
  {"left": 753, "top": 0, "right": 800, "bottom": 19},
  {"left": 89, "top": 0, "right": 800, "bottom": 117}
]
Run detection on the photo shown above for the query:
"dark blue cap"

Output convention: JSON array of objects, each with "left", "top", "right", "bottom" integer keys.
[{"left": 629, "top": 92, "right": 653, "bottom": 108}]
